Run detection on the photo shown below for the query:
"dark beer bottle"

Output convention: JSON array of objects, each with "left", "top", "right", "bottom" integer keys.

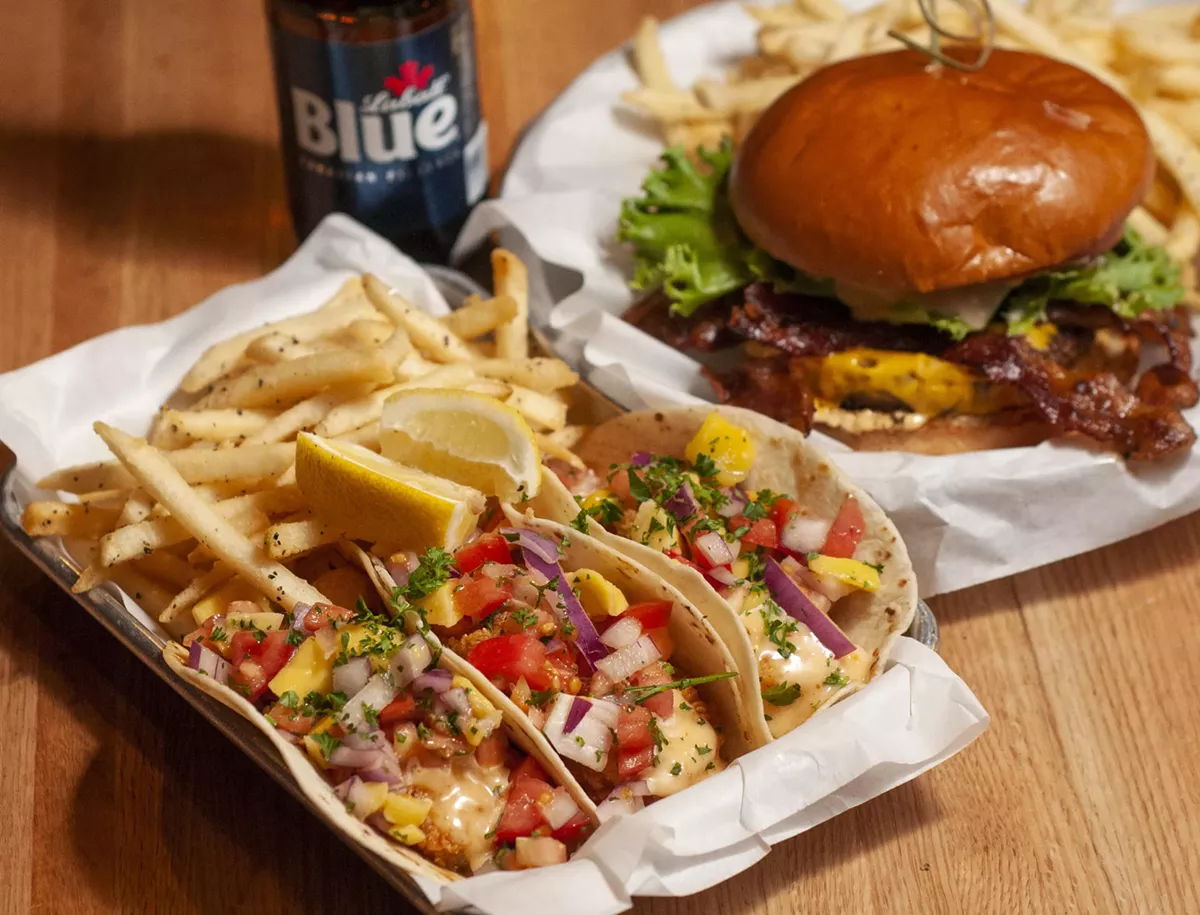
[{"left": 265, "top": 0, "right": 487, "bottom": 262}]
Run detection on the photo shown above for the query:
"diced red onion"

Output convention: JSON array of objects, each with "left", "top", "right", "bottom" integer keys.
[
  {"left": 346, "top": 777, "right": 383, "bottom": 820},
  {"left": 332, "top": 656, "right": 371, "bottom": 697},
  {"left": 564, "top": 695, "right": 592, "bottom": 733},
  {"left": 694, "top": 531, "right": 733, "bottom": 567},
  {"left": 334, "top": 775, "right": 358, "bottom": 801},
  {"left": 329, "top": 746, "right": 384, "bottom": 768},
  {"left": 359, "top": 766, "right": 403, "bottom": 787},
  {"left": 596, "top": 635, "right": 661, "bottom": 684},
  {"left": 599, "top": 616, "right": 642, "bottom": 650},
  {"left": 716, "top": 489, "right": 746, "bottom": 518},
  {"left": 340, "top": 674, "right": 399, "bottom": 735},
  {"left": 542, "top": 692, "right": 616, "bottom": 771},
  {"left": 442, "top": 686, "right": 472, "bottom": 718},
  {"left": 707, "top": 566, "right": 737, "bottom": 587},
  {"left": 187, "top": 641, "right": 232, "bottom": 686},
  {"left": 506, "top": 529, "right": 608, "bottom": 674},
  {"left": 540, "top": 788, "right": 581, "bottom": 831},
  {"left": 515, "top": 836, "right": 567, "bottom": 868},
  {"left": 629, "top": 451, "right": 651, "bottom": 467},
  {"left": 385, "top": 551, "right": 418, "bottom": 588},
  {"left": 389, "top": 633, "right": 433, "bottom": 688},
  {"left": 413, "top": 668, "right": 453, "bottom": 694},
  {"left": 763, "top": 558, "right": 856, "bottom": 658},
  {"left": 498, "top": 527, "right": 559, "bottom": 564},
  {"left": 315, "top": 625, "right": 339, "bottom": 659},
  {"left": 544, "top": 638, "right": 566, "bottom": 655},
  {"left": 780, "top": 515, "right": 832, "bottom": 555},
  {"left": 289, "top": 603, "right": 311, "bottom": 631},
  {"left": 663, "top": 481, "right": 697, "bottom": 521},
  {"left": 341, "top": 730, "right": 386, "bottom": 751}
]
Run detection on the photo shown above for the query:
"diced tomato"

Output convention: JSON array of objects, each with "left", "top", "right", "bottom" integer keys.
[
  {"left": 454, "top": 533, "right": 512, "bottom": 574},
  {"left": 630, "top": 662, "right": 675, "bottom": 719},
  {"left": 266, "top": 702, "right": 316, "bottom": 735},
  {"left": 737, "top": 518, "right": 778, "bottom": 550},
  {"left": 467, "top": 635, "right": 551, "bottom": 691},
  {"left": 617, "top": 704, "right": 654, "bottom": 751},
  {"left": 453, "top": 566, "right": 514, "bottom": 620},
  {"left": 475, "top": 731, "right": 510, "bottom": 768},
  {"left": 303, "top": 602, "right": 355, "bottom": 632},
  {"left": 770, "top": 497, "right": 799, "bottom": 533},
  {"left": 821, "top": 496, "right": 865, "bottom": 559},
  {"left": 647, "top": 628, "right": 675, "bottom": 662},
  {"left": 551, "top": 810, "right": 595, "bottom": 846},
  {"left": 378, "top": 692, "right": 419, "bottom": 727},
  {"left": 512, "top": 756, "right": 551, "bottom": 784},
  {"left": 229, "top": 629, "right": 296, "bottom": 702},
  {"left": 620, "top": 601, "right": 672, "bottom": 632},
  {"left": 183, "top": 615, "right": 229, "bottom": 657},
  {"left": 494, "top": 777, "right": 551, "bottom": 843},
  {"left": 544, "top": 639, "right": 580, "bottom": 690},
  {"left": 618, "top": 745, "right": 655, "bottom": 781}
]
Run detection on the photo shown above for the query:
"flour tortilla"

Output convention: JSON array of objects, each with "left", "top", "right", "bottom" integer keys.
[{"left": 526, "top": 405, "right": 918, "bottom": 739}]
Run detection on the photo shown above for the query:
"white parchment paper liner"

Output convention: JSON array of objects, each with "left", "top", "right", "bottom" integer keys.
[
  {"left": 0, "top": 215, "right": 986, "bottom": 913},
  {"left": 455, "top": 0, "right": 1200, "bottom": 599}
]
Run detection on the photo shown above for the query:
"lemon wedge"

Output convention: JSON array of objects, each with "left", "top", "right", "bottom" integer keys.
[
  {"left": 380, "top": 389, "right": 542, "bottom": 502},
  {"left": 295, "top": 433, "right": 485, "bottom": 551}
]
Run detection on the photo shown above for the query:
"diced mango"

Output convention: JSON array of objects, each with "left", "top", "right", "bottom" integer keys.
[
  {"left": 269, "top": 636, "right": 334, "bottom": 698},
  {"left": 579, "top": 488, "right": 615, "bottom": 523},
  {"left": 226, "top": 611, "right": 285, "bottom": 632},
  {"left": 302, "top": 717, "right": 336, "bottom": 770},
  {"left": 191, "top": 579, "right": 270, "bottom": 626},
  {"left": 389, "top": 825, "right": 426, "bottom": 846},
  {"left": 416, "top": 581, "right": 463, "bottom": 628},
  {"left": 741, "top": 586, "right": 767, "bottom": 613},
  {"left": 383, "top": 794, "right": 433, "bottom": 829},
  {"left": 630, "top": 501, "right": 678, "bottom": 553},
  {"left": 730, "top": 558, "right": 750, "bottom": 581},
  {"left": 348, "top": 781, "right": 389, "bottom": 821},
  {"left": 807, "top": 556, "right": 881, "bottom": 593},
  {"left": 451, "top": 675, "right": 503, "bottom": 746},
  {"left": 568, "top": 569, "right": 629, "bottom": 619},
  {"left": 685, "top": 412, "right": 756, "bottom": 486}
]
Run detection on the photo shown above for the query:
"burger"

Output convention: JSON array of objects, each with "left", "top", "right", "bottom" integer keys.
[{"left": 617, "top": 46, "right": 1198, "bottom": 460}]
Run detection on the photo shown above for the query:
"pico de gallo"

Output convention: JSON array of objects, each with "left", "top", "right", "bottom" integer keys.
[
  {"left": 382, "top": 527, "right": 736, "bottom": 813},
  {"left": 562, "top": 412, "right": 882, "bottom": 735},
  {"left": 181, "top": 591, "right": 593, "bottom": 873}
]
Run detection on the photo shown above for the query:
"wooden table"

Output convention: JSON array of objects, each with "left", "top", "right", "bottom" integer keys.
[{"left": 1, "top": 1, "right": 1198, "bottom": 912}]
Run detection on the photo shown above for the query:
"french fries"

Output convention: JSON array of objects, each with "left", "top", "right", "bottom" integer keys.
[
  {"left": 28, "top": 251, "right": 592, "bottom": 650},
  {"left": 622, "top": 1, "right": 1200, "bottom": 266}
]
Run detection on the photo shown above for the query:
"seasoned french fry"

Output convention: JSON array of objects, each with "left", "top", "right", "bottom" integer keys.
[
  {"left": 134, "top": 550, "right": 197, "bottom": 590},
  {"left": 245, "top": 332, "right": 323, "bottom": 364},
  {"left": 94, "top": 423, "right": 327, "bottom": 611},
  {"left": 744, "top": 4, "right": 815, "bottom": 27},
  {"left": 694, "top": 75, "right": 802, "bottom": 113},
  {"left": 20, "top": 501, "right": 121, "bottom": 539},
  {"left": 441, "top": 294, "right": 519, "bottom": 340},
  {"left": 117, "top": 490, "right": 156, "bottom": 526},
  {"left": 106, "top": 565, "right": 175, "bottom": 617},
  {"left": 39, "top": 442, "right": 295, "bottom": 494},
  {"left": 632, "top": 17, "right": 676, "bottom": 91},
  {"left": 198, "top": 349, "right": 393, "bottom": 410},
  {"left": 315, "top": 384, "right": 403, "bottom": 438},
  {"left": 187, "top": 506, "right": 270, "bottom": 564},
  {"left": 334, "top": 424, "right": 382, "bottom": 452},
  {"left": 159, "top": 408, "right": 278, "bottom": 443},
  {"left": 378, "top": 325, "right": 415, "bottom": 368},
  {"left": 342, "top": 318, "right": 397, "bottom": 349},
  {"left": 506, "top": 385, "right": 568, "bottom": 431},
  {"left": 536, "top": 433, "right": 585, "bottom": 469},
  {"left": 1128, "top": 206, "right": 1171, "bottom": 247},
  {"left": 794, "top": 0, "right": 850, "bottom": 22},
  {"left": 266, "top": 518, "right": 343, "bottom": 560},
  {"left": 1157, "top": 64, "right": 1200, "bottom": 99},
  {"left": 620, "top": 88, "right": 724, "bottom": 122},
  {"left": 469, "top": 357, "right": 578, "bottom": 392},
  {"left": 393, "top": 351, "right": 440, "bottom": 381},
  {"left": 71, "top": 563, "right": 109, "bottom": 595},
  {"left": 158, "top": 564, "right": 236, "bottom": 635},
  {"left": 1167, "top": 208, "right": 1200, "bottom": 262},
  {"left": 76, "top": 489, "right": 130, "bottom": 509},
  {"left": 1117, "top": 23, "right": 1200, "bottom": 65},
  {"left": 180, "top": 294, "right": 377, "bottom": 393},
  {"left": 492, "top": 250, "right": 530, "bottom": 361},
  {"left": 241, "top": 386, "right": 371, "bottom": 447},
  {"left": 363, "top": 274, "right": 475, "bottom": 363}
]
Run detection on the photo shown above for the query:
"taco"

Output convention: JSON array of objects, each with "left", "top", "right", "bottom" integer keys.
[
  {"left": 528, "top": 406, "right": 917, "bottom": 739},
  {"left": 357, "top": 516, "right": 759, "bottom": 817},
  {"left": 167, "top": 580, "right": 598, "bottom": 879}
]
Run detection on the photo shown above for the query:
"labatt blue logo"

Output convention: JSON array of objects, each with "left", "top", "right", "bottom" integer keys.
[{"left": 291, "top": 59, "right": 460, "bottom": 164}]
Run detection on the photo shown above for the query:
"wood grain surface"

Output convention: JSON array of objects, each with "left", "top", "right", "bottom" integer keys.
[{"left": 1, "top": 1, "right": 1198, "bottom": 913}]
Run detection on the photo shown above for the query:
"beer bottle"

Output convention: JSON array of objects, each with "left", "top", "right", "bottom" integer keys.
[{"left": 265, "top": 0, "right": 487, "bottom": 262}]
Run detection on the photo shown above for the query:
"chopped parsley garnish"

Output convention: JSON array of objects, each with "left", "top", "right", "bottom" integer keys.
[
  {"left": 570, "top": 510, "right": 591, "bottom": 533},
  {"left": 623, "top": 671, "right": 738, "bottom": 704},
  {"left": 761, "top": 682, "right": 803, "bottom": 706},
  {"left": 706, "top": 761, "right": 716, "bottom": 771},
  {"left": 761, "top": 603, "right": 798, "bottom": 660},
  {"left": 670, "top": 762, "right": 683, "bottom": 776},
  {"left": 278, "top": 690, "right": 299, "bottom": 710},
  {"left": 208, "top": 626, "right": 227, "bottom": 643},
  {"left": 511, "top": 607, "right": 539, "bottom": 630},
  {"left": 404, "top": 547, "right": 456, "bottom": 601},
  {"left": 310, "top": 731, "right": 341, "bottom": 760},
  {"left": 285, "top": 629, "right": 305, "bottom": 647},
  {"left": 362, "top": 703, "right": 379, "bottom": 730},
  {"left": 865, "top": 561, "right": 884, "bottom": 574},
  {"left": 742, "top": 499, "right": 768, "bottom": 521},
  {"left": 575, "top": 496, "right": 624, "bottom": 528},
  {"left": 650, "top": 717, "right": 668, "bottom": 752},
  {"left": 416, "top": 722, "right": 431, "bottom": 741},
  {"left": 574, "top": 735, "right": 585, "bottom": 747},
  {"left": 695, "top": 744, "right": 712, "bottom": 755},
  {"left": 528, "top": 688, "right": 558, "bottom": 708},
  {"left": 627, "top": 468, "right": 652, "bottom": 503},
  {"left": 824, "top": 670, "right": 849, "bottom": 688},
  {"left": 251, "top": 629, "right": 267, "bottom": 644},
  {"left": 691, "top": 452, "right": 719, "bottom": 479}
]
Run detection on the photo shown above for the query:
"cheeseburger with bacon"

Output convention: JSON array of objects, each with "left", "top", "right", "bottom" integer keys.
[{"left": 619, "top": 46, "right": 1197, "bottom": 459}]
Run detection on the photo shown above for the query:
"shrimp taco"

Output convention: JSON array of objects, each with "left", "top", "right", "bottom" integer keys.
[
  {"left": 528, "top": 406, "right": 918, "bottom": 739},
  {"left": 167, "top": 579, "right": 599, "bottom": 879},
  {"left": 356, "top": 516, "right": 758, "bottom": 818}
]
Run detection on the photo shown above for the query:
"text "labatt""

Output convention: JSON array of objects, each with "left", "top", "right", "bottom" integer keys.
[{"left": 292, "top": 67, "right": 458, "bottom": 164}]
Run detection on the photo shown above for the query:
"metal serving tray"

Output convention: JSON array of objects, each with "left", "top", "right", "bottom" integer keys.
[{"left": 0, "top": 265, "right": 938, "bottom": 911}]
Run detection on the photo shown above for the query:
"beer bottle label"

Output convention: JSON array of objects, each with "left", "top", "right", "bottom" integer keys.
[{"left": 271, "top": 4, "right": 487, "bottom": 240}]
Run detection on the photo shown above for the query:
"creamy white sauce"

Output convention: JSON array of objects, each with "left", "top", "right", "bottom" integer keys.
[
  {"left": 644, "top": 692, "right": 725, "bottom": 797},
  {"left": 742, "top": 602, "right": 871, "bottom": 738},
  {"left": 406, "top": 759, "right": 509, "bottom": 871}
]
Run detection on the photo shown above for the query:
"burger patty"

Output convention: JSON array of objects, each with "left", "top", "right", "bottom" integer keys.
[{"left": 625, "top": 283, "right": 1198, "bottom": 460}]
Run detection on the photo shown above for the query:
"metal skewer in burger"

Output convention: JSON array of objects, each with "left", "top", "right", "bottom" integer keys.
[{"left": 619, "top": 0, "right": 1198, "bottom": 459}]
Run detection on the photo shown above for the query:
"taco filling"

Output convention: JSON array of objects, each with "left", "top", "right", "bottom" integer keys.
[
  {"left": 380, "top": 529, "right": 733, "bottom": 812},
  {"left": 180, "top": 597, "right": 593, "bottom": 874},
  {"left": 559, "top": 412, "right": 880, "bottom": 733}
]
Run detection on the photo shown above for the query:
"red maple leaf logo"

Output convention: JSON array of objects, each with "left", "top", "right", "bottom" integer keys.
[{"left": 384, "top": 60, "right": 434, "bottom": 95}]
